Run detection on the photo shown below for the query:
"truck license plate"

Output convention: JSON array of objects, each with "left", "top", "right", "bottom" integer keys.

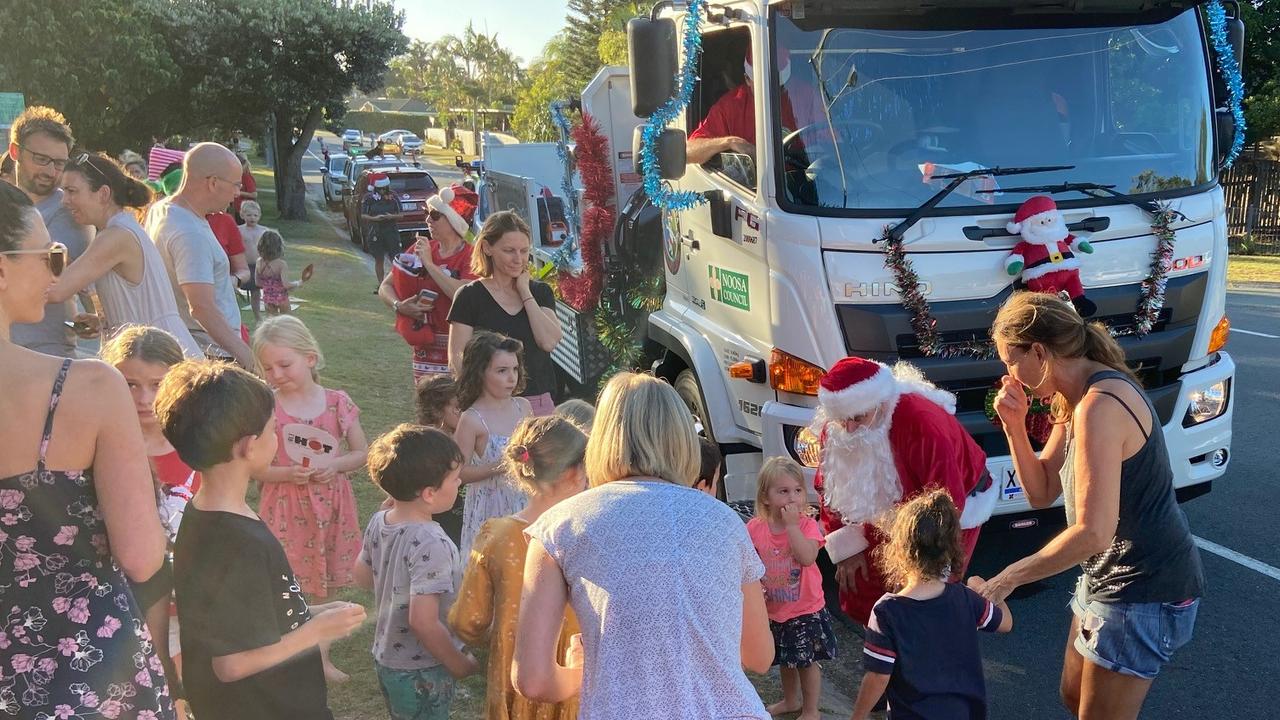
[{"left": 989, "top": 461, "right": 1024, "bottom": 503}]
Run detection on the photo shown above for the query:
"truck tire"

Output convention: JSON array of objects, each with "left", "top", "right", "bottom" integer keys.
[{"left": 674, "top": 369, "right": 726, "bottom": 502}]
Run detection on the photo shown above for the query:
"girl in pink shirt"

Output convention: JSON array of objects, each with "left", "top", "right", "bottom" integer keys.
[{"left": 746, "top": 457, "right": 836, "bottom": 720}]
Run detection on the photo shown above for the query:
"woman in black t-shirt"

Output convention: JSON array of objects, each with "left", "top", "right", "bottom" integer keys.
[{"left": 447, "top": 210, "right": 563, "bottom": 414}]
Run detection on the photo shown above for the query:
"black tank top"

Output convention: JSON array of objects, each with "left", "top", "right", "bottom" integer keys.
[{"left": 1062, "top": 370, "right": 1205, "bottom": 603}]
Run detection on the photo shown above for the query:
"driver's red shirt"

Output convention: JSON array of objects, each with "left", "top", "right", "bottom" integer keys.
[{"left": 689, "top": 82, "right": 824, "bottom": 145}]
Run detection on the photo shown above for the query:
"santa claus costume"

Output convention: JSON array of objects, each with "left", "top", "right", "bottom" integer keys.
[
  {"left": 1004, "top": 194, "right": 1095, "bottom": 315},
  {"left": 814, "top": 357, "right": 991, "bottom": 626}
]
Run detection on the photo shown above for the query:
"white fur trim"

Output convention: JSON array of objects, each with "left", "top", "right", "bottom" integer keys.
[
  {"left": 427, "top": 190, "right": 468, "bottom": 237},
  {"left": 819, "top": 365, "right": 896, "bottom": 419},
  {"left": 1021, "top": 256, "right": 1079, "bottom": 282},
  {"left": 824, "top": 524, "right": 869, "bottom": 564},
  {"left": 1006, "top": 221, "right": 1022, "bottom": 235},
  {"left": 959, "top": 478, "right": 998, "bottom": 529}
]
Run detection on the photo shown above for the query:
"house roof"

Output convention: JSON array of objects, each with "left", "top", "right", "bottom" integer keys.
[{"left": 354, "top": 97, "right": 434, "bottom": 115}]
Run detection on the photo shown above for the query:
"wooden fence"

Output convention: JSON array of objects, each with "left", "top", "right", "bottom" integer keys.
[{"left": 1222, "top": 150, "right": 1280, "bottom": 255}]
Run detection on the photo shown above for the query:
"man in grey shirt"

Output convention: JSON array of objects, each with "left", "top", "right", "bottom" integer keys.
[
  {"left": 6, "top": 106, "right": 93, "bottom": 357},
  {"left": 146, "top": 142, "right": 253, "bottom": 367}
]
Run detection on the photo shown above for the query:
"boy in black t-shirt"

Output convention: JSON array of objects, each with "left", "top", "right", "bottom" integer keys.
[{"left": 155, "top": 362, "right": 367, "bottom": 720}]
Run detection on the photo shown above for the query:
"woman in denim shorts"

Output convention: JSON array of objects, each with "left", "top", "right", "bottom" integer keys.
[{"left": 971, "top": 293, "right": 1204, "bottom": 720}]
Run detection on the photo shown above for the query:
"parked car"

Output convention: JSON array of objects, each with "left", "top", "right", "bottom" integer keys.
[
  {"left": 322, "top": 153, "right": 350, "bottom": 206},
  {"left": 341, "top": 128, "right": 362, "bottom": 143},
  {"left": 345, "top": 167, "right": 439, "bottom": 252},
  {"left": 396, "top": 133, "right": 424, "bottom": 153}
]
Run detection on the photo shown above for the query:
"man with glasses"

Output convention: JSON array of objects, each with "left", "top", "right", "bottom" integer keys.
[
  {"left": 5, "top": 106, "right": 94, "bottom": 357},
  {"left": 146, "top": 142, "right": 254, "bottom": 367}
]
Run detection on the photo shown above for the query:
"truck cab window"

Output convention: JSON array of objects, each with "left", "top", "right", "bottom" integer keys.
[{"left": 686, "top": 27, "right": 757, "bottom": 188}]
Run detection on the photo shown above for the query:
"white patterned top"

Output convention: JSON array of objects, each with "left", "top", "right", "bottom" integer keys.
[{"left": 526, "top": 480, "right": 768, "bottom": 720}]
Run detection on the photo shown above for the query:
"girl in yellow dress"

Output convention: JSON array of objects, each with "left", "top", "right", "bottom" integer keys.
[{"left": 448, "top": 415, "right": 587, "bottom": 720}]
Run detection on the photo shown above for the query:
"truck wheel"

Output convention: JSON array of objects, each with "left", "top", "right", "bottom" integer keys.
[{"left": 674, "top": 369, "right": 726, "bottom": 502}]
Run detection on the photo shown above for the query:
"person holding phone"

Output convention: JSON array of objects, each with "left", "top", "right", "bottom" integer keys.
[{"left": 378, "top": 183, "right": 479, "bottom": 384}]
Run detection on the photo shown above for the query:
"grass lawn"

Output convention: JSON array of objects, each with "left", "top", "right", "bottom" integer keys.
[
  {"left": 246, "top": 171, "right": 858, "bottom": 718},
  {"left": 1226, "top": 255, "right": 1280, "bottom": 284}
]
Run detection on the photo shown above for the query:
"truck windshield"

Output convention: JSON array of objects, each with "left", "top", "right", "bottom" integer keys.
[{"left": 772, "top": 8, "right": 1213, "bottom": 213}]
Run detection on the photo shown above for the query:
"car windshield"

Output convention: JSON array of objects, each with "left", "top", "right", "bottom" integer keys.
[
  {"left": 390, "top": 176, "right": 436, "bottom": 193},
  {"left": 772, "top": 8, "right": 1213, "bottom": 213},
  {"left": 328, "top": 157, "right": 346, "bottom": 172}
]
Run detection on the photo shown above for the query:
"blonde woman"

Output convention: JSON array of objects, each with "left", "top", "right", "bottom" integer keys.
[{"left": 512, "top": 372, "right": 774, "bottom": 719}]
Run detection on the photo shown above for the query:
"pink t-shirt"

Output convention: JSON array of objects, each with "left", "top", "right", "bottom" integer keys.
[{"left": 746, "top": 515, "right": 827, "bottom": 623}]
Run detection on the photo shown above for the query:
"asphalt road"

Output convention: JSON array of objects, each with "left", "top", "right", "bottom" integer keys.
[{"left": 971, "top": 289, "right": 1280, "bottom": 719}]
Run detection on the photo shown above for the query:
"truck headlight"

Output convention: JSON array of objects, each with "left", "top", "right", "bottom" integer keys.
[
  {"left": 1183, "top": 379, "right": 1229, "bottom": 427},
  {"left": 792, "top": 426, "right": 822, "bottom": 468}
]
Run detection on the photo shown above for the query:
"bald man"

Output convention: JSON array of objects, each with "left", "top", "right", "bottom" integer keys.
[{"left": 146, "top": 142, "right": 253, "bottom": 367}]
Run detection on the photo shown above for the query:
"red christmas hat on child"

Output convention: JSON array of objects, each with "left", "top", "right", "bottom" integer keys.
[
  {"left": 1006, "top": 195, "right": 1058, "bottom": 235},
  {"left": 367, "top": 172, "right": 391, "bottom": 192},
  {"left": 426, "top": 184, "right": 479, "bottom": 237},
  {"left": 818, "top": 357, "right": 896, "bottom": 420}
]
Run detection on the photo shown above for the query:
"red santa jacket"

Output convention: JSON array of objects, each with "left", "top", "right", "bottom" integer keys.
[
  {"left": 1006, "top": 234, "right": 1082, "bottom": 283},
  {"left": 816, "top": 392, "right": 988, "bottom": 626}
]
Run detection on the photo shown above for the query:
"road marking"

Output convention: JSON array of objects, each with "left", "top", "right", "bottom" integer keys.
[
  {"left": 1193, "top": 535, "right": 1280, "bottom": 582},
  {"left": 1233, "top": 328, "right": 1279, "bottom": 339}
]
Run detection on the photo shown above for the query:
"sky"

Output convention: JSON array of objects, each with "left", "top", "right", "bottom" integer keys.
[{"left": 402, "top": 0, "right": 570, "bottom": 67}]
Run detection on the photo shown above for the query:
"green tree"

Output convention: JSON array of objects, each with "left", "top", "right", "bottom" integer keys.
[
  {"left": 1241, "top": 1, "right": 1280, "bottom": 141},
  {"left": 160, "top": 0, "right": 407, "bottom": 219},
  {"left": 563, "top": 0, "right": 635, "bottom": 92},
  {"left": 512, "top": 33, "right": 576, "bottom": 142},
  {"left": 0, "top": 0, "right": 178, "bottom": 150}
]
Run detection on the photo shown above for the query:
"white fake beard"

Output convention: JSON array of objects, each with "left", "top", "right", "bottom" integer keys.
[{"left": 814, "top": 406, "right": 901, "bottom": 525}]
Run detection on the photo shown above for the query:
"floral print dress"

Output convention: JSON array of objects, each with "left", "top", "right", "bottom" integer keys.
[
  {"left": 259, "top": 388, "right": 362, "bottom": 598},
  {"left": 458, "top": 404, "right": 528, "bottom": 565},
  {"left": 0, "top": 359, "right": 174, "bottom": 719}
]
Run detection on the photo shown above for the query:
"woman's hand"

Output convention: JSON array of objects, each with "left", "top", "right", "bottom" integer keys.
[
  {"left": 969, "top": 570, "right": 1019, "bottom": 604},
  {"left": 515, "top": 267, "right": 533, "bottom": 298},
  {"left": 396, "top": 297, "right": 430, "bottom": 321},
  {"left": 994, "top": 375, "right": 1031, "bottom": 429}
]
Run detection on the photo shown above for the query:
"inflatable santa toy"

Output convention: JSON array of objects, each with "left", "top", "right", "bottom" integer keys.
[
  {"left": 813, "top": 357, "right": 994, "bottom": 626},
  {"left": 1005, "top": 194, "right": 1097, "bottom": 316}
]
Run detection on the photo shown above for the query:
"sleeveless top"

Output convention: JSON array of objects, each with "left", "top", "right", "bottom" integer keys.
[
  {"left": 0, "top": 360, "right": 175, "bottom": 717},
  {"left": 1062, "top": 370, "right": 1204, "bottom": 603},
  {"left": 95, "top": 211, "right": 204, "bottom": 358}
]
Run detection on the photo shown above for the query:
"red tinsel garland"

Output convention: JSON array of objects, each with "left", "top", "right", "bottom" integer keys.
[{"left": 558, "top": 112, "right": 613, "bottom": 312}]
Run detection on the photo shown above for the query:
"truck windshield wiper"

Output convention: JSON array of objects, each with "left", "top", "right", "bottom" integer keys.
[
  {"left": 976, "top": 181, "right": 1185, "bottom": 219},
  {"left": 877, "top": 165, "right": 1073, "bottom": 243}
]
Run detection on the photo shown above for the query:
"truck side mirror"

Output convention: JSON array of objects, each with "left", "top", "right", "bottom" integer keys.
[
  {"left": 628, "top": 17, "right": 678, "bottom": 117},
  {"left": 633, "top": 126, "right": 687, "bottom": 180},
  {"left": 1216, "top": 109, "right": 1238, "bottom": 167}
]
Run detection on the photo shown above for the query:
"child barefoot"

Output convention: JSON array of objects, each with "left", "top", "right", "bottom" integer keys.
[
  {"left": 415, "top": 374, "right": 462, "bottom": 433},
  {"left": 851, "top": 489, "right": 1013, "bottom": 720},
  {"left": 355, "top": 425, "right": 479, "bottom": 720},
  {"left": 747, "top": 457, "right": 835, "bottom": 720},
  {"left": 157, "top": 361, "right": 366, "bottom": 720},
  {"left": 452, "top": 331, "right": 533, "bottom": 563},
  {"left": 256, "top": 230, "right": 306, "bottom": 315},
  {"left": 252, "top": 316, "right": 368, "bottom": 683},
  {"left": 450, "top": 416, "right": 588, "bottom": 720},
  {"left": 238, "top": 200, "right": 267, "bottom": 321}
]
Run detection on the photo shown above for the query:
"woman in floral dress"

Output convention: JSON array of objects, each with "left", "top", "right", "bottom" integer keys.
[{"left": 0, "top": 182, "right": 174, "bottom": 716}]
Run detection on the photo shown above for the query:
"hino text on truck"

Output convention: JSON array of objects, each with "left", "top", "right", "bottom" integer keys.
[{"left": 471, "top": 0, "right": 1243, "bottom": 529}]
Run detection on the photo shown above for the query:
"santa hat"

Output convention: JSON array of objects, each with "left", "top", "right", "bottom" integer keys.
[
  {"left": 818, "top": 357, "right": 897, "bottom": 420},
  {"left": 1006, "top": 195, "right": 1058, "bottom": 235},
  {"left": 366, "top": 172, "right": 391, "bottom": 192},
  {"left": 427, "top": 184, "right": 479, "bottom": 237}
]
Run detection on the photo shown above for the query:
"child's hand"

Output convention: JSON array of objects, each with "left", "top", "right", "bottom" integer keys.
[
  {"left": 310, "top": 602, "right": 366, "bottom": 643},
  {"left": 288, "top": 465, "right": 316, "bottom": 485},
  {"left": 779, "top": 502, "right": 802, "bottom": 527},
  {"left": 311, "top": 466, "right": 337, "bottom": 484},
  {"left": 565, "top": 633, "right": 584, "bottom": 669}
]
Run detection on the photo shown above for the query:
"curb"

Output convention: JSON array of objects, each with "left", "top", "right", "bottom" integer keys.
[{"left": 1227, "top": 281, "right": 1280, "bottom": 291}]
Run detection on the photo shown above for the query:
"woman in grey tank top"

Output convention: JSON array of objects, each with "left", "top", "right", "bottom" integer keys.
[
  {"left": 45, "top": 152, "right": 203, "bottom": 357},
  {"left": 971, "top": 292, "right": 1203, "bottom": 720}
]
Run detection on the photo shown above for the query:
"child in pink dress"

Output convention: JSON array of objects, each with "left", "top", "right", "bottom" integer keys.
[{"left": 252, "top": 315, "right": 368, "bottom": 682}]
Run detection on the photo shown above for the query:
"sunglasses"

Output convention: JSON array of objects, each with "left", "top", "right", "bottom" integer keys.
[
  {"left": 0, "top": 242, "right": 68, "bottom": 276},
  {"left": 428, "top": 210, "right": 443, "bottom": 221},
  {"left": 69, "top": 153, "right": 107, "bottom": 184}
]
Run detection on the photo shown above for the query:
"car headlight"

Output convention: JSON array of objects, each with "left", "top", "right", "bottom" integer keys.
[
  {"left": 1184, "top": 379, "right": 1228, "bottom": 426},
  {"left": 792, "top": 426, "right": 823, "bottom": 468}
]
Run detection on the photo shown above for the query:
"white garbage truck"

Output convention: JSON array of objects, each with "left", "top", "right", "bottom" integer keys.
[{"left": 480, "top": 0, "right": 1242, "bottom": 528}]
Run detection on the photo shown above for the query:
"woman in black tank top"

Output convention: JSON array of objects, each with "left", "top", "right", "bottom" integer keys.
[{"left": 970, "top": 293, "right": 1203, "bottom": 720}]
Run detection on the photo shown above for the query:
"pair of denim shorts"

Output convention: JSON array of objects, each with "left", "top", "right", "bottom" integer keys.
[{"left": 1069, "top": 576, "right": 1199, "bottom": 680}]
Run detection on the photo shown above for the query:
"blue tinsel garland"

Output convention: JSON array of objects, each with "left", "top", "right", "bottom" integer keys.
[
  {"left": 639, "top": 0, "right": 708, "bottom": 212},
  {"left": 546, "top": 100, "right": 584, "bottom": 275},
  {"left": 1207, "top": 0, "right": 1246, "bottom": 167}
]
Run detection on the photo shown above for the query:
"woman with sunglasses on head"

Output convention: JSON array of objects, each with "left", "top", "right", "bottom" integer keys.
[
  {"left": 378, "top": 183, "right": 478, "bottom": 383},
  {"left": 47, "top": 151, "right": 202, "bottom": 357},
  {"left": 0, "top": 181, "right": 177, "bottom": 718}
]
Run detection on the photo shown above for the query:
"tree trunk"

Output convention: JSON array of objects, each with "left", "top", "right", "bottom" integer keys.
[{"left": 273, "top": 105, "right": 326, "bottom": 221}]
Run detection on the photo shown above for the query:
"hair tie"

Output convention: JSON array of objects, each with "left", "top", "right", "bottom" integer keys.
[{"left": 513, "top": 445, "right": 530, "bottom": 463}]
